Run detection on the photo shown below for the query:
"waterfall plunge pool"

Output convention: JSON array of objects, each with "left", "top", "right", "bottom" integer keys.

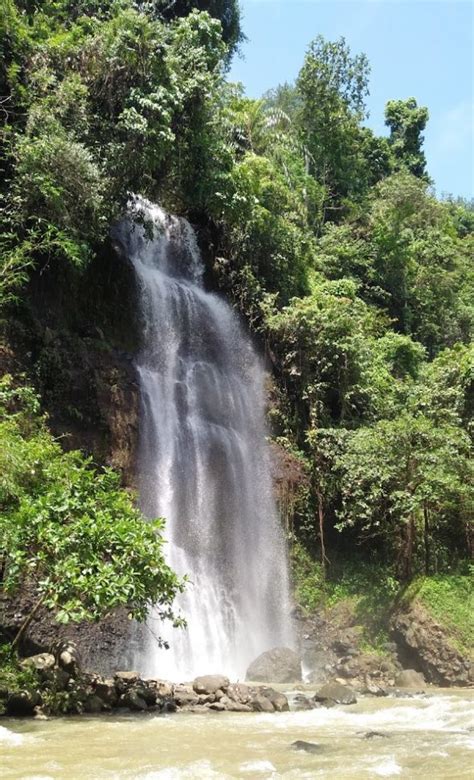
[{"left": 2, "top": 689, "right": 473, "bottom": 779}]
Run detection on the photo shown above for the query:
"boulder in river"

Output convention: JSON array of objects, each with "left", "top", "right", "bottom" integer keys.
[
  {"left": 292, "top": 694, "right": 316, "bottom": 711},
  {"left": 291, "top": 740, "right": 323, "bottom": 754},
  {"left": 218, "top": 696, "right": 252, "bottom": 712},
  {"left": 259, "top": 687, "right": 290, "bottom": 712},
  {"left": 7, "top": 690, "right": 41, "bottom": 716},
  {"left": 193, "top": 675, "right": 229, "bottom": 695},
  {"left": 227, "top": 683, "right": 252, "bottom": 704},
  {"left": 251, "top": 693, "right": 275, "bottom": 712},
  {"left": 95, "top": 678, "right": 119, "bottom": 707},
  {"left": 114, "top": 670, "right": 139, "bottom": 693},
  {"left": 120, "top": 689, "right": 148, "bottom": 711},
  {"left": 313, "top": 681, "right": 357, "bottom": 706},
  {"left": 394, "top": 669, "right": 425, "bottom": 689},
  {"left": 174, "top": 685, "right": 200, "bottom": 707},
  {"left": 246, "top": 647, "right": 302, "bottom": 683},
  {"left": 84, "top": 695, "right": 104, "bottom": 714}
]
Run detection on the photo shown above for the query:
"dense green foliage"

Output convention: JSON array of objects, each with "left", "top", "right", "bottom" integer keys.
[
  {"left": 402, "top": 573, "right": 473, "bottom": 656},
  {"left": 0, "top": 0, "right": 472, "bottom": 630},
  {"left": 292, "top": 542, "right": 399, "bottom": 652},
  {"left": 0, "top": 376, "right": 183, "bottom": 637}
]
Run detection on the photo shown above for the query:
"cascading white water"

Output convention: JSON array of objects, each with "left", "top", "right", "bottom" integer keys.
[{"left": 118, "top": 197, "right": 293, "bottom": 680}]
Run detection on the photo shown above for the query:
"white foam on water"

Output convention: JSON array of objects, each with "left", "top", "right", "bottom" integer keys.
[
  {"left": 137, "top": 762, "right": 229, "bottom": 780},
  {"left": 0, "top": 725, "right": 25, "bottom": 746},
  {"left": 369, "top": 757, "right": 402, "bottom": 777},
  {"left": 22, "top": 776, "right": 55, "bottom": 780},
  {"left": 240, "top": 759, "right": 277, "bottom": 774},
  {"left": 252, "top": 694, "right": 473, "bottom": 735}
]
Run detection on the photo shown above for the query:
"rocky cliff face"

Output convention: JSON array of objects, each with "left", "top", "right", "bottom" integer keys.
[
  {"left": 391, "top": 601, "right": 473, "bottom": 687},
  {"left": 2, "top": 240, "right": 141, "bottom": 488},
  {"left": 0, "top": 242, "right": 143, "bottom": 668}
]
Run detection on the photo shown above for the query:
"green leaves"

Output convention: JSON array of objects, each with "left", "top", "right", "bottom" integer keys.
[
  {"left": 0, "top": 378, "right": 183, "bottom": 629},
  {"left": 385, "top": 98, "right": 429, "bottom": 179},
  {"left": 336, "top": 413, "right": 473, "bottom": 576}
]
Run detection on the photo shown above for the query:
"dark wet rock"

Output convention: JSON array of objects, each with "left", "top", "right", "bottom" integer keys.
[
  {"left": 291, "top": 740, "right": 323, "bottom": 754},
  {"left": 120, "top": 689, "right": 148, "bottom": 711},
  {"left": 174, "top": 685, "right": 200, "bottom": 707},
  {"left": 394, "top": 669, "right": 425, "bottom": 689},
  {"left": 332, "top": 638, "right": 359, "bottom": 656},
  {"left": 259, "top": 687, "right": 289, "bottom": 712},
  {"left": 209, "top": 701, "right": 226, "bottom": 711},
  {"left": 292, "top": 694, "right": 315, "bottom": 711},
  {"left": 246, "top": 647, "right": 302, "bottom": 684},
  {"left": 94, "top": 678, "right": 119, "bottom": 707},
  {"left": 251, "top": 693, "right": 275, "bottom": 712},
  {"left": 193, "top": 675, "right": 229, "bottom": 695},
  {"left": 84, "top": 695, "right": 104, "bottom": 714},
  {"left": 161, "top": 697, "right": 177, "bottom": 713},
  {"left": 360, "top": 731, "right": 390, "bottom": 739},
  {"left": 7, "top": 690, "right": 41, "bottom": 716},
  {"left": 314, "top": 681, "right": 357, "bottom": 706},
  {"left": 198, "top": 693, "right": 216, "bottom": 705},
  {"left": 131, "top": 683, "right": 157, "bottom": 707}
]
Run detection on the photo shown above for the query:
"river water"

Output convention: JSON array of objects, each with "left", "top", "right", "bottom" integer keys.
[{"left": 2, "top": 690, "right": 473, "bottom": 779}]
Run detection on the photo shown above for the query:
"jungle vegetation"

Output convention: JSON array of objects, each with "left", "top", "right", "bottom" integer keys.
[{"left": 0, "top": 0, "right": 472, "bottom": 629}]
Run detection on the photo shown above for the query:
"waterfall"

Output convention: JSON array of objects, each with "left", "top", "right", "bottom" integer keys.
[{"left": 118, "top": 197, "right": 293, "bottom": 681}]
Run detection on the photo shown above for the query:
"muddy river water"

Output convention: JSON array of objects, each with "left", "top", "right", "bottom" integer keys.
[{"left": 2, "top": 689, "right": 473, "bottom": 779}]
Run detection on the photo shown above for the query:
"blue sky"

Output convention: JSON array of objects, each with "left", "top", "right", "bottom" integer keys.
[{"left": 230, "top": 0, "right": 474, "bottom": 199}]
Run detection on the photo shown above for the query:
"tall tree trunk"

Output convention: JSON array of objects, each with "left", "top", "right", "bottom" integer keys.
[
  {"left": 317, "top": 489, "right": 330, "bottom": 577},
  {"left": 424, "top": 503, "right": 430, "bottom": 575},
  {"left": 12, "top": 593, "right": 46, "bottom": 650},
  {"left": 405, "top": 512, "right": 416, "bottom": 580}
]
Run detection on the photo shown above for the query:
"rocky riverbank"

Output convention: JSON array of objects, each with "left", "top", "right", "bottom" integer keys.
[
  {"left": 0, "top": 639, "right": 444, "bottom": 720},
  {"left": 0, "top": 644, "right": 295, "bottom": 718},
  {"left": 296, "top": 596, "right": 473, "bottom": 690}
]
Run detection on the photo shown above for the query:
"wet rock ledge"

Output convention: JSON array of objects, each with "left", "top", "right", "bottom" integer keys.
[{"left": 1, "top": 646, "right": 290, "bottom": 718}]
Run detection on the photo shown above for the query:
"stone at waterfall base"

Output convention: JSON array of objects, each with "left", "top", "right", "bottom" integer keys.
[
  {"left": 313, "top": 681, "right": 357, "bottom": 706},
  {"left": 245, "top": 647, "right": 302, "bottom": 684},
  {"left": 291, "top": 740, "right": 324, "bottom": 754},
  {"left": 394, "top": 669, "right": 426, "bottom": 689},
  {"left": 193, "top": 675, "right": 230, "bottom": 695},
  {"left": 2, "top": 647, "right": 295, "bottom": 717}
]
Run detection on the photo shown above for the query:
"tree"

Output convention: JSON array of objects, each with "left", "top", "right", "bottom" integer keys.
[
  {"left": 306, "top": 428, "right": 346, "bottom": 575},
  {"left": 0, "top": 378, "right": 183, "bottom": 648},
  {"left": 337, "top": 414, "right": 472, "bottom": 579},
  {"left": 266, "top": 279, "right": 384, "bottom": 428},
  {"left": 385, "top": 98, "right": 429, "bottom": 179},
  {"left": 296, "top": 36, "right": 371, "bottom": 209},
  {"left": 149, "top": 0, "right": 243, "bottom": 56}
]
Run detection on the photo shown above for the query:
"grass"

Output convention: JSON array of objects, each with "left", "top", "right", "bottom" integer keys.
[
  {"left": 291, "top": 544, "right": 398, "bottom": 652},
  {"left": 0, "top": 645, "right": 40, "bottom": 715},
  {"left": 401, "top": 572, "right": 474, "bottom": 657},
  {"left": 291, "top": 545, "right": 473, "bottom": 657}
]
